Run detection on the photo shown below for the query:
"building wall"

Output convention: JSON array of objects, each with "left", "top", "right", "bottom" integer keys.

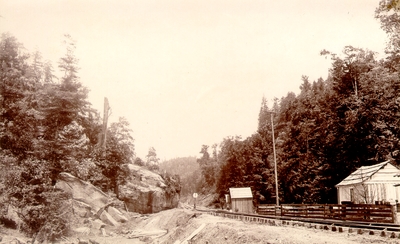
[
  {"left": 370, "top": 164, "right": 399, "bottom": 181},
  {"left": 338, "top": 183, "right": 398, "bottom": 204},
  {"left": 231, "top": 198, "right": 253, "bottom": 213},
  {"left": 337, "top": 185, "right": 358, "bottom": 203}
]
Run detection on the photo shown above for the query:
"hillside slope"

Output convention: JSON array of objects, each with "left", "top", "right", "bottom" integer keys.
[{"left": 159, "top": 156, "right": 202, "bottom": 196}]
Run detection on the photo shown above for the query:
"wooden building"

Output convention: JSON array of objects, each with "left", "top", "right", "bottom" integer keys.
[
  {"left": 336, "top": 161, "right": 400, "bottom": 204},
  {"left": 229, "top": 187, "right": 253, "bottom": 213}
]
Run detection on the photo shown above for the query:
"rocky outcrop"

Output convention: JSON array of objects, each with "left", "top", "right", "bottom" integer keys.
[
  {"left": 118, "top": 164, "right": 180, "bottom": 214},
  {"left": 56, "top": 172, "right": 111, "bottom": 214},
  {"left": 56, "top": 166, "right": 180, "bottom": 218},
  {"left": 100, "top": 210, "right": 119, "bottom": 227},
  {"left": 55, "top": 172, "right": 128, "bottom": 230},
  {"left": 108, "top": 206, "right": 128, "bottom": 223},
  {"left": 72, "top": 200, "right": 92, "bottom": 218}
]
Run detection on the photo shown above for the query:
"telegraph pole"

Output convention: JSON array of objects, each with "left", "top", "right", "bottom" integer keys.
[{"left": 270, "top": 112, "right": 279, "bottom": 206}]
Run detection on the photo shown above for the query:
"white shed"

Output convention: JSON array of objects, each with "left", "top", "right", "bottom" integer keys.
[
  {"left": 229, "top": 187, "right": 253, "bottom": 213},
  {"left": 336, "top": 161, "right": 400, "bottom": 204}
]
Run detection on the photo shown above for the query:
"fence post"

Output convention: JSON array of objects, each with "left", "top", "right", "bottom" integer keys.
[
  {"left": 305, "top": 204, "right": 308, "bottom": 218},
  {"left": 391, "top": 204, "right": 397, "bottom": 224},
  {"left": 341, "top": 205, "right": 346, "bottom": 220}
]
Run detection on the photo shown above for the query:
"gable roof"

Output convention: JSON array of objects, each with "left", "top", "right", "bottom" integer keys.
[
  {"left": 336, "top": 160, "right": 393, "bottom": 187},
  {"left": 229, "top": 187, "right": 253, "bottom": 199}
]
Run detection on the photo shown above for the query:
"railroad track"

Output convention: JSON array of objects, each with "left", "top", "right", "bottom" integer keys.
[{"left": 196, "top": 209, "right": 400, "bottom": 233}]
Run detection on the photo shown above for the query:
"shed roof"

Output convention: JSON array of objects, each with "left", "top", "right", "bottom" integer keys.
[
  {"left": 229, "top": 187, "right": 253, "bottom": 199},
  {"left": 336, "top": 160, "right": 394, "bottom": 187}
]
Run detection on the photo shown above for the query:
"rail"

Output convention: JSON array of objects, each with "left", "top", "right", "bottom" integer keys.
[
  {"left": 202, "top": 209, "right": 400, "bottom": 233},
  {"left": 257, "top": 204, "right": 396, "bottom": 223}
]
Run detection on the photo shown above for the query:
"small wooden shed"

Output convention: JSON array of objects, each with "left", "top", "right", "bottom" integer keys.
[
  {"left": 229, "top": 187, "right": 253, "bottom": 213},
  {"left": 336, "top": 161, "right": 400, "bottom": 204}
]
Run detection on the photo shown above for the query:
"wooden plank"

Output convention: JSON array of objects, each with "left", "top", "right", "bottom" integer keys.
[
  {"left": 277, "top": 204, "right": 394, "bottom": 223},
  {"left": 180, "top": 223, "right": 206, "bottom": 244},
  {"left": 257, "top": 204, "right": 276, "bottom": 216},
  {"left": 258, "top": 203, "right": 394, "bottom": 223}
]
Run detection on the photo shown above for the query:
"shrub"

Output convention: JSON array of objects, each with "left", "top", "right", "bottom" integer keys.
[
  {"left": 0, "top": 216, "right": 17, "bottom": 229},
  {"left": 3, "top": 158, "right": 72, "bottom": 242}
]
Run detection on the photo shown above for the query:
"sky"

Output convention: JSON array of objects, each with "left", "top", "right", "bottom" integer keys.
[{"left": 0, "top": 0, "right": 388, "bottom": 160}]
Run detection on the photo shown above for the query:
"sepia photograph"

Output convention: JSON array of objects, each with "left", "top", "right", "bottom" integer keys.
[{"left": 1, "top": 0, "right": 399, "bottom": 243}]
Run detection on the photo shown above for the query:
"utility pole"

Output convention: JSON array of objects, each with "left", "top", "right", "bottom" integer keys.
[{"left": 270, "top": 112, "right": 279, "bottom": 206}]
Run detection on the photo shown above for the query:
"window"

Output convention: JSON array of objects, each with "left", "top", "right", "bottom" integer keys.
[{"left": 350, "top": 188, "right": 354, "bottom": 202}]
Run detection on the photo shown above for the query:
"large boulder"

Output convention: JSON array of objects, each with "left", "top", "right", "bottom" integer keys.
[
  {"left": 72, "top": 200, "right": 92, "bottom": 218},
  {"left": 55, "top": 172, "right": 111, "bottom": 214},
  {"left": 91, "top": 219, "right": 106, "bottom": 230},
  {"left": 118, "top": 165, "right": 179, "bottom": 214},
  {"left": 108, "top": 206, "right": 128, "bottom": 223},
  {"left": 100, "top": 210, "right": 119, "bottom": 227}
]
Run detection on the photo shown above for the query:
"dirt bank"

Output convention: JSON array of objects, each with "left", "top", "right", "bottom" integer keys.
[
  {"left": 154, "top": 209, "right": 394, "bottom": 244},
  {"left": 87, "top": 208, "right": 399, "bottom": 244}
]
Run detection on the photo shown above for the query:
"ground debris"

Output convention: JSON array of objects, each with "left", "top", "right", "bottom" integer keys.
[
  {"left": 77, "top": 238, "right": 89, "bottom": 244},
  {"left": 89, "top": 238, "right": 100, "bottom": 244},
  {"left": 125, "top": 229, "right": 167, "bottom": 239}
]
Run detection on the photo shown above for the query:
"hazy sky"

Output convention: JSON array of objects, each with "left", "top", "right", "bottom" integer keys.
[{"left": 0, "top": 0, "right": 388, "bottom": 160}]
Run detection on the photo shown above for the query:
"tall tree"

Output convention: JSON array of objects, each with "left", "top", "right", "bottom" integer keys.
[
  {"left": 0, "top": 33, "right": 39, "bottom": 159},
  {"left": 38, "top": 35, "right": 90, "bottom": 181},
  {"left": 376, "top": 0, "right": 400, "bottom": 71},
  {"left": 197, "top": 144, "right": 219, "bottom": 189},
  {"left": 146, "top": 146, "right": 160, "bottom": 171},
  {"left": 96, "top": 117, "right": 135, "bottom": 196}
]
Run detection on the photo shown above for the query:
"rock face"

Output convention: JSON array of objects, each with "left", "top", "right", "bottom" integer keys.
[
  {"left": 56, "top": 167, "right": 179, "bottom": 217},
  {"left": 55, "top": 172, "right": 128, "bottom": 230},
  {"left": 108, "top": 206, "right": 128, "bottom": 223},
  {"left": 56, "top": 172, "right": 111, "bottom": 214},
  {"left": 99, "top": 210, "right": 119, "bottom": 227},
  {"left": 118, "top": 164, "right": 180, "bottom": 214}
]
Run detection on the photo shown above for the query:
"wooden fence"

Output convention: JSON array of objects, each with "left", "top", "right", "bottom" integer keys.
[{"left": 257, "top": 204, "right": 396, "bottom": 223}]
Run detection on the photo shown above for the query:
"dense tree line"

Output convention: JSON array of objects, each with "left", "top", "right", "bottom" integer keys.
[
  {"left": 197, "top": 0, "right": 400, "bottom": 205},
  {"left": 0, "top": 34, "right": 135, "bottom": 241}
]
